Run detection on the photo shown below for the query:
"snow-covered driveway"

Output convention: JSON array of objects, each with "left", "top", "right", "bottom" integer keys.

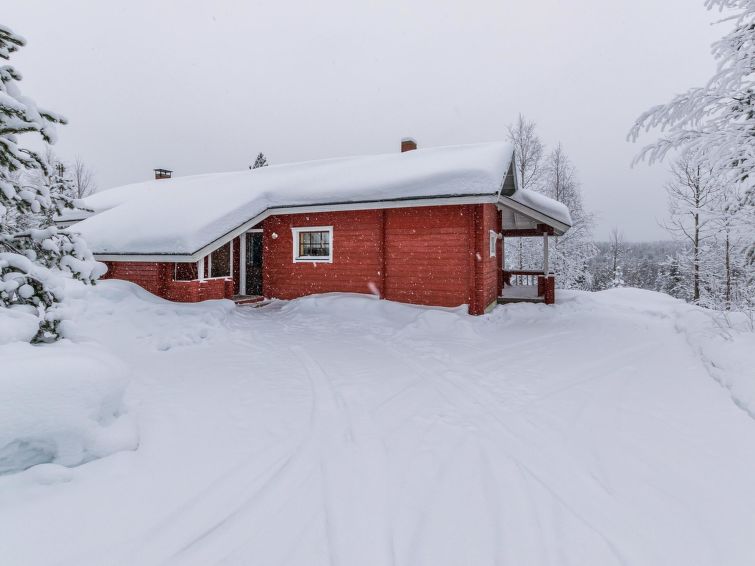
[{"left": 2, "top": 283, "right": 755, "bottom": 566}]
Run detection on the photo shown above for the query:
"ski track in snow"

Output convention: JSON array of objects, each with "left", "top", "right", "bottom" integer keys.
[{"left": 1, "top": 284, "right": 755, "bottom": 566}]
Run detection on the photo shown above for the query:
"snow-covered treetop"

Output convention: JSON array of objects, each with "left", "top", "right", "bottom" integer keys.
[
  {"left": 629, "top": 0, "right": 755, "bottom": 262},
  {"left": 0, "top": 25, "right": 66, "bottom": 173},
  {"left": 68, "top": 142, "right": 570, "bottom": 257},
  {"left": 629, "top": 0, "right": 755, "bottom": 182}
]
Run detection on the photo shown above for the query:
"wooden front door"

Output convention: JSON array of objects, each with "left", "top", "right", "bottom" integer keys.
[{"left": 245, "top": 232, "right": 263, "bottom": 295}]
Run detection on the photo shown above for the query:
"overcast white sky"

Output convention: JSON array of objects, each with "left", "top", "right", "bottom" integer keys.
[{"left": 6, "top": 1, "right": 721, "bottom": 240}]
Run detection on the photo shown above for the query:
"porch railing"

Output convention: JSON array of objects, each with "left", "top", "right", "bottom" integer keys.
[{"left": 503, "top": 270, "right": 554, "bottom": 287}]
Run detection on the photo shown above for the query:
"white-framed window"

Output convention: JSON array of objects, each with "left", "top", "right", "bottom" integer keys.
[
  {"left": 292, "top": 226, "right": 333, "bottom": 263},
  {"left": 489, "top": 230, "right": 498, "bottom": 258}
]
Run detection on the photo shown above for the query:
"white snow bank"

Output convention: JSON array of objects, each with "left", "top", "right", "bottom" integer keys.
[
  {"left": 675, "top": 306, "right": 755, "bottom": 417},
  {"left": 60, "top": 279, "right": 236, "bottom": 352},
  {"left": 0, "top": 307, "right": 40, "bottom": 344},
  {"left": 72, "top": 142, "right": 515, "bottom": 255},
  {"left": 0, "top": 341, "right": 137, "bottom": 475},
  {"left": 536, "top": 288, "right": 755, "bottom": 417}
]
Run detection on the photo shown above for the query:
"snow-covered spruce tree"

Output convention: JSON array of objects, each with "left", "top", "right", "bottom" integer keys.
[
  {"left": 658, "top": 255, "right": 690, "bottom": 300},
  {"left": 610, "top": 266, "right": 626, "bottom": 288},
  {"left": 629, "top": 0, "right": 755, "bottom": 263},
  {"left": 541, "top": 144, "right": 597, "bottom": 289},
  {"left": 0, "top": 24, "right": 103, "bottom": 342},
  {"left": 250, "top": 152, "right": 268, "bottom": 169}
]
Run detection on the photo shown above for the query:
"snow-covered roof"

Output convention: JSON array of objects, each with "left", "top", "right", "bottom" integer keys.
[
  {"left": 68, "top": 142, "right": 570, "bottom": 259},
  {"left": 504, "top": 188, "right": 572, "bottom": 229}
]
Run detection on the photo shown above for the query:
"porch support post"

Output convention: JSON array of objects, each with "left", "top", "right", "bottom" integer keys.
[
  {"left": 543, "top": 231, "right": 549, "bottom": 275},
  {"left": 239, "top": 233, "right": 246, "bottom": 295},
  {"left": 197, "top": 256, "right": 205, "bottom": 281},
  {"left": 229, "top": 238, "right": 234, "bottom": 278}
]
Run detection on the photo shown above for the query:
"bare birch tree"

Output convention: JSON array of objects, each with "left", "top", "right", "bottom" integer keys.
[
  {"left": 662, "top": 153, "right": 721, "bottom": 303},
  {"left": 71, "top": 157, "right": 96, "bottom": 198},
  {"left": 507, "top": 115, "right": 545, "bottom": 270}
]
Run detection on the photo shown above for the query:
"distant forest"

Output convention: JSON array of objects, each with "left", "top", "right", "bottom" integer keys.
[{"left": 588, "top": 240, "right": 683, "bottom": 292}]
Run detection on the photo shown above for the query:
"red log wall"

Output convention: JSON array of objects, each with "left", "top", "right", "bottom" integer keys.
[
  {"left": 383, "top": 206, "right": 471, "bottom": 309},
  {"left": 103, "top": 204, "right": 504, "bottom": 314},
  {"left": 262, "top": 204, "right": 500, "bottom": 314},
  {"left": 263, "top": 210, "right": 384, "bottom": 299},
  {"left": 102, "top": 261, "right": 233, "bottom": 302}
]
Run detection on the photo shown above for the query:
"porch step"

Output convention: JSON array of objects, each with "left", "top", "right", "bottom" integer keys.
[
  {"left": 232, "top": 295, "right": 265, "bottom": 306},
  {"left": 497, "top": 296, "right": 545, "bottom": 305}
]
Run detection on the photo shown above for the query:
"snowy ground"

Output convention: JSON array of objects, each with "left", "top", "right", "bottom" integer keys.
[{"left": 2, "top": 282, "right": 755, "bottom": 566}]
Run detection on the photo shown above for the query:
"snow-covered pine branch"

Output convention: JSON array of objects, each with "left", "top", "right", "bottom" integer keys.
[
  {"left": 1, "top": 24, "right": 104, "bottom": 342},
  {"left": 628, "top": 1, "right": 755, "bottom": 262}
]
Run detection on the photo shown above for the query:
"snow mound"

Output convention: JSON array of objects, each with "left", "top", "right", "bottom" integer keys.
[
  {"left": 0, "top": 307, "right": 40, "bottom": 344},
  {"left": 533, "top": 288, "right": 755, "bottom": 417},
  {"left": 60, "top": 279, "right": 236, "bottom": 351},
  {"left": 0, "top": 341, "right": 137, "bottom": 475}
]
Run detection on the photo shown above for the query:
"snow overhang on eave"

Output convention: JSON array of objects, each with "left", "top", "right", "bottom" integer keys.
[
  {"left": 497, "top": 195, "right": 571, "bottom": 236},
  {"left": 91, "top": 192, "right": 501, "bottom": 263}
]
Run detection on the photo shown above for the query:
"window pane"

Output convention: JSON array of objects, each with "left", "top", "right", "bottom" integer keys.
[
  {"left": 297, "top": 230, "right": 330, "bottom": 258},
  {"left": 175, "top": 262, "right": 198, "bottom": 281},
  {"left": 211, "top": 243, "right": 231, "bottom": 277}
]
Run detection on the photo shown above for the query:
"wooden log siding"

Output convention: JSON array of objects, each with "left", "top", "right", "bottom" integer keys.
[
  {"left": 263, "top": 204, "right": 501, "bottom": 314},
  {"left": 263, "top": 210, "right": 384, "bottom": 299},
  {"left": 102, "top": 259, "right": 234, "bottom": 302},
  {"left": 384, "top": 206, "right": 471, "bottom": 309},
  {"left": 478, "top": 203, "right": 501, "bottom": 312},
  {"left": 104, "top": 204, "right": 505, "bottom": 314},
  {"left": 102, "top": 261, "right": 167, "bottom": 295}
]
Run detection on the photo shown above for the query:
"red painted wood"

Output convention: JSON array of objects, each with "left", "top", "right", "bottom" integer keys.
[
  {"left": 102, "top": 261, "right": 231, "bottom": 302},
  {"left": 475, "top": 203, "right": 500, "bottom": 313},
  {"left": 263, "top": 210, "right": 383, "bottom": 299},
  {"left": 384, "top": 206, "right": 472, "bottom": 309},
  {"left": 103, "top": 204, "right": 507, "bottom": 313}
]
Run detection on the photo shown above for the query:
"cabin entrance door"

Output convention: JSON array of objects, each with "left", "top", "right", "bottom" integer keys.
[{"left": 245, "top": 232, "right": 263, "bottom": 295}]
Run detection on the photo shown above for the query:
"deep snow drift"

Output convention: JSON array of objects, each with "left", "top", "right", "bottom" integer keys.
[
  {"left": 1, "top": 282, "right": 755, "bottom": 566},
  {"left": 0, "top": 297, "right": 137, "bottom": 475}
]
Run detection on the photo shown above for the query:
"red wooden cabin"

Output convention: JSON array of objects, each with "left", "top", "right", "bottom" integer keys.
[{"left": 60, "top": 140, "right": 571, "bottom": 314}]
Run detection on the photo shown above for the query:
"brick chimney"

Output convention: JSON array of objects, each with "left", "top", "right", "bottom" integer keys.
[
  {"left": 154, "top": 168, "right": 173, "bottom": 180},
  {"left": 401, "top": 138, "right": 417, "bottom": 152}
]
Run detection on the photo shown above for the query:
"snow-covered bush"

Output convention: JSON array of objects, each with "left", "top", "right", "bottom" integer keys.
[{"left": 0, "top": 24, "right": 104, "bottom": 342}]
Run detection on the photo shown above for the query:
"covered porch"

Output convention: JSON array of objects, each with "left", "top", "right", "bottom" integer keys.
[{"left": 497, "top": 195, "right": 563, "bottom": 304}]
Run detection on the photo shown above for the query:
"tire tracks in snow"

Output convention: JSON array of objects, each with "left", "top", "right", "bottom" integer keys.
[
  {"left": 381, "top": 340, "right": 636, "bottom": 566},
  {"left": 95, "top": 345, "right": 349, "bottom": 566}
]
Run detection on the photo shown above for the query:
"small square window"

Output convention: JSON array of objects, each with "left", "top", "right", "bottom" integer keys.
[
  {"left": 292, "top": 226, "right": 333, "bottom": 263},
  {"left": 489, "top": 230, "right": 498, "bottom": 258}
]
